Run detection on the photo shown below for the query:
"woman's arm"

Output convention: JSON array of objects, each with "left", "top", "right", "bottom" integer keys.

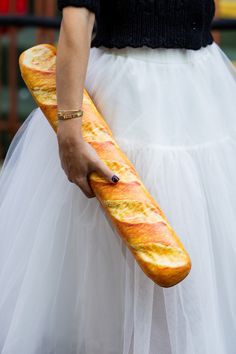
[
  {"left": 56, "top": 6, "right": 93, "bottom": 118},
  {"left": 56, "top": 6, "right": 119, "bottom": 198}
]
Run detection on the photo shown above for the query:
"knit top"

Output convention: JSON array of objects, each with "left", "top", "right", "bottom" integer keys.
[{"left": 57, "top": 0, "right": 216, "bottom": 50}]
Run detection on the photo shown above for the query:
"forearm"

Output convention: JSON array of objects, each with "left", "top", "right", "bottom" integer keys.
[{"left": 56, "top": 7, "right": 95, "bottom": 138}]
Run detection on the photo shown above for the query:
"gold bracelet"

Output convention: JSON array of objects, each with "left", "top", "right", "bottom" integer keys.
[
  {"left": 57, "top": 109, "right": 82, "bottom": 112},
  {"left": 56, "top": 109, "right": 83, "bottom": 121}
]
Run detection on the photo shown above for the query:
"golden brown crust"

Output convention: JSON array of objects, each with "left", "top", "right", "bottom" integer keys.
[{"left": 19, "top": 44, "right": 192, "bottom": 287}]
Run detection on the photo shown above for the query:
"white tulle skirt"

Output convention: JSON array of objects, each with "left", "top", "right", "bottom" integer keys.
[{"left": 0, "top": 41, "right": 236, "bottom": 354}]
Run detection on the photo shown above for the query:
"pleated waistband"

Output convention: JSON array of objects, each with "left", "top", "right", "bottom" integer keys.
[{"left": 92, "top": 42, "right": 216, "bottom": 64}]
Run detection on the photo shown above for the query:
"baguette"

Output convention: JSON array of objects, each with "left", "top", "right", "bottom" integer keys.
[{"left": 19, "top": 44, "right": 192, "bottom": 287}]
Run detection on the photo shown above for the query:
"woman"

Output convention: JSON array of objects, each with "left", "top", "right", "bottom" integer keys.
[{"left": 0, "top": 1, "right": 236, "bottom": 353}]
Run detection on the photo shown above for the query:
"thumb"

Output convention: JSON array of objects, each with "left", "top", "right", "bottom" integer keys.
[{"left": 95, "top": 160, "right": 120, "bottom": 184}]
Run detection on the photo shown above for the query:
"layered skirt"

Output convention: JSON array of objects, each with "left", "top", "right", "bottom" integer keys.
[{"left": 0, "top": 41, "right": 236, "bottom": 354}]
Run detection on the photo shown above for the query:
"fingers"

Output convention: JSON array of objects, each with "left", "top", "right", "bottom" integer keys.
[
  {"left": 70, "top": 163, "right": 120, "bottom": 198},
  {"left": 63, "top": 165, "right": 95, "bottom": 198},
  {"left": 95, "top": 159, "right": 120, "bottom": 184},
  {"left": 74, "top": 176, "right": 96, "bottom": 198},
  {"left": 59, "top": 151, "right": 120, "bottom": 198}
]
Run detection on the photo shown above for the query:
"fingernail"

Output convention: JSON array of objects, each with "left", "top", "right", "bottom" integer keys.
[{"left": 111, "top": 175, "right": 119, "bottom": 183}]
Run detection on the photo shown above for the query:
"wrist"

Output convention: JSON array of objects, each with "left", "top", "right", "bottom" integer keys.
[{"left": 57, "top": 119, "right": 83, "bottom": 138}]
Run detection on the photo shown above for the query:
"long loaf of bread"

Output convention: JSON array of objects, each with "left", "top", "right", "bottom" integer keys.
[{"left": 19, "top": 44, "right": 192, "bottom": 287}]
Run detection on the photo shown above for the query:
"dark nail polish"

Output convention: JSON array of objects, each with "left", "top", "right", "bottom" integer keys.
[{"left": 112, "top": 175, "right": 119, "bottom": 183}]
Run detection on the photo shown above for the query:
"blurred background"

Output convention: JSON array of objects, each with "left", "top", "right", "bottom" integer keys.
[{"left": 0, "top": 0, "right": 236, "bottom": 164}]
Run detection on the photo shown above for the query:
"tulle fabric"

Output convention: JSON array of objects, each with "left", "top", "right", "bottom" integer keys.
[{"left": 0, "top": 41, "right": 236, "bottom": 354}]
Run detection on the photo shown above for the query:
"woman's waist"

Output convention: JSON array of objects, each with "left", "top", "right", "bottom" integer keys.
[{"left": 90, "top": 41, "right": 215, "bottom": 65}]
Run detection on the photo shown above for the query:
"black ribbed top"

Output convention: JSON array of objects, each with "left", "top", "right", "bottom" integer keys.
[{"left": 57, "top": 0, "right": 216, "bottom": 50}]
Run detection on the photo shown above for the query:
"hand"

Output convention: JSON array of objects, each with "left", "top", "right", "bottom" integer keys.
[{"left": 57, "top": 120, "right": 120, "bottom": 198}]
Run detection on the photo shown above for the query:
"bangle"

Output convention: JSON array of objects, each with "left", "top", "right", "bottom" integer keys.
[{"left": 57, "top": 109, "right": 83, "bottom": 121}]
